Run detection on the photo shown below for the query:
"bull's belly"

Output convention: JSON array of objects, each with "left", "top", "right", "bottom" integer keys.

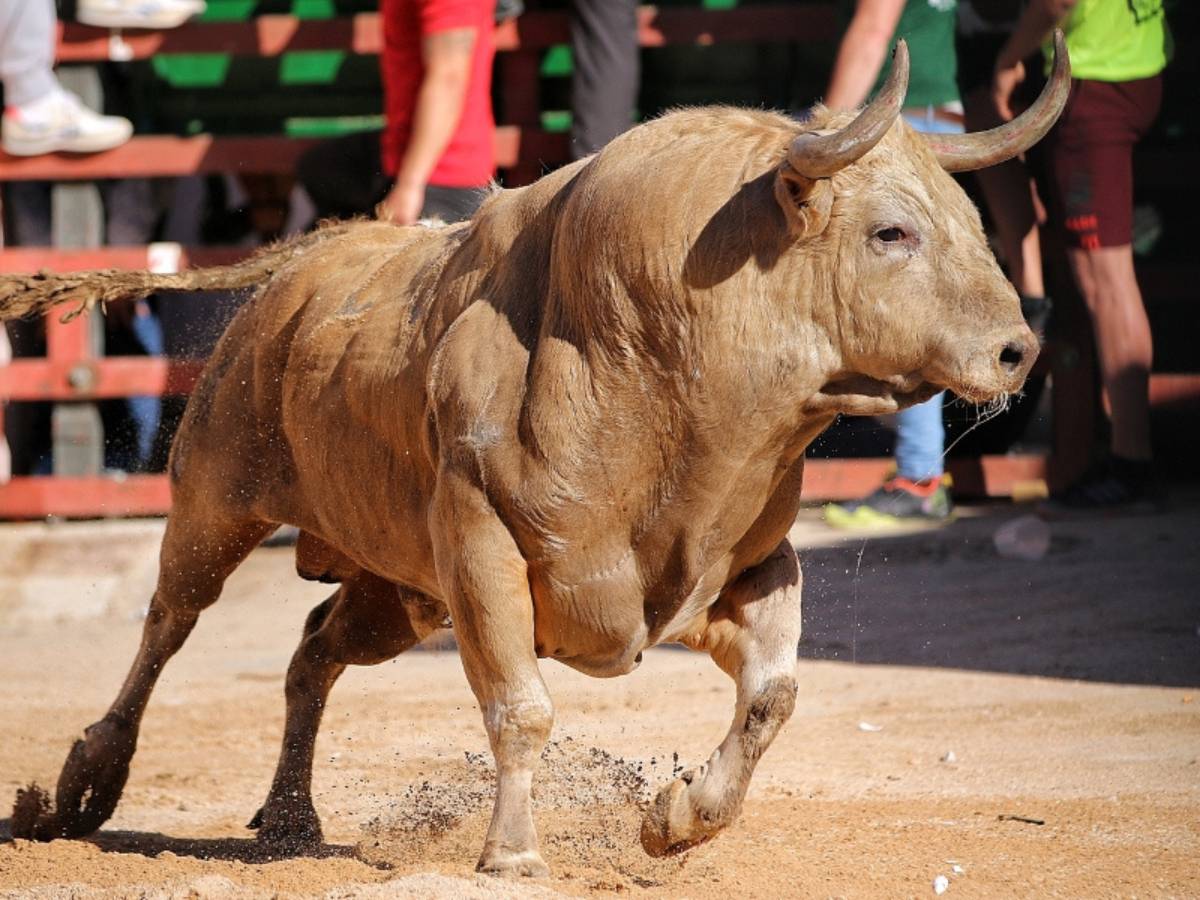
[
  {"left": 271, "top": 452, "right": 441, "bottom": 597},
  {"left": 529, "top": 565, "right": 726, "bottom": 678},
  {"left": 276, "top": 395, "right": 441, "bottom": 593}
]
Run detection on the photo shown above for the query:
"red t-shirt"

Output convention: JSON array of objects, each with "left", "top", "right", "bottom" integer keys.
[{"left": 380, "top": 0, "right": 496, "bottom": 187}]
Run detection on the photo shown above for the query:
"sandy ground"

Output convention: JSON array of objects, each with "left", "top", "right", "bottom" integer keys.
[{"left": 1, "top": 498, "right": 1198, "bottom": 898}]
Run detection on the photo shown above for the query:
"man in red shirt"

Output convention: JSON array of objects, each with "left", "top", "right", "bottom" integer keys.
[
  {"left": 299, "top": 0, "right": 495, "bottom": 225},
  {"left": 378, "top": 0, "right": 496, "bottom": 223}
]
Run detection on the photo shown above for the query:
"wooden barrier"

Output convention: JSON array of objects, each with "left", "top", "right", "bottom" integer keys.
[
  {"left": 0, "top": 456, "right": 1049, "bottom": 520},
  {"left": 52, "top": 6, "right": 838, "bottom": 63},
  {"left": 3, "top": 2, "right": 1192, "bottom": 517},
  {"left": 0, "top": 128, "right": 566, "bottom": 181}
]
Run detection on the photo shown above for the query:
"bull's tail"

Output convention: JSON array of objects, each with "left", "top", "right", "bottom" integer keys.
[{"left": 0, "top": 219, "right": 364, "bottom": 323}]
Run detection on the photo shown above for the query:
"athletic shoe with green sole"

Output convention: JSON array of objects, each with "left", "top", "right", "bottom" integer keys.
[{"left": 824, "top": 474, "right": 954, "bottom": 529}]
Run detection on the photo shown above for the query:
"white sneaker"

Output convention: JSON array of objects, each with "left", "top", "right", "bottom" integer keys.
[
  {"left": 76, "top": 0, "right": 206, "bottom": 30},
  {"left": 2, "top": 90, "right": 133, "bottom": 156}
]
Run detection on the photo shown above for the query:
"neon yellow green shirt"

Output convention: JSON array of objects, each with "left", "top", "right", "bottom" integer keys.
[{"left": 1045, "top": 0, "right": 1171, "bottom": 82}]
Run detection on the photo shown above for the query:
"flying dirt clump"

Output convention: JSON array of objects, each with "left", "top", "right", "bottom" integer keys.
[
  {"left": 356, "top": 738, "right": 695, "bottom": 888},
  {"left": 11, "top": 784, "right": 51, "bottom": 838}
]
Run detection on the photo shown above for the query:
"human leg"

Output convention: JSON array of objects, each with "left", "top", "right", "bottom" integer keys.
[
  {"left": 894, "top": 391, "right": 946, "bottom": 481},
  {"left": 569, "top": 0, "right": 639, "bottom": 159},
  {"left": 1045, "top": 77, "right": 1162, "bottom": 507},
  {"left": 0, "top": 0, "right": 57, "bottom": 108},
  {"left": 1, "top": 0, "right": 135, "bottom": 155},
  {"left": 103, "top": 178, "right": 164, "bottom": 470},
  {"left": 964, "top": 85, "right": 1046, "bottom": 300},
  {"left": 824, "top": 392, "right": 952, "bottom": 528},
  {"left": 1067, "top": 245, "right": 1153, "bottom": 462}
]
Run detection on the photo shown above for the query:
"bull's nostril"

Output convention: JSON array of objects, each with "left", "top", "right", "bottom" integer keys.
[{"left": 999, "top": 341, "right": 1025, "bottom": 371}]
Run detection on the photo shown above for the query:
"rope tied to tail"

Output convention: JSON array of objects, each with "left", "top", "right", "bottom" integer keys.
[{"left": 0, "top": 219, "right": 365, "bottom": 323}]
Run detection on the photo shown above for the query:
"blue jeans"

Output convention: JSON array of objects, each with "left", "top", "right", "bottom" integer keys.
[
  {"left": 127, "top": 304, "right": 164, "bottom": 467},
  {"left": 892, "top": 107, "right": 963, "bottom": 481}
]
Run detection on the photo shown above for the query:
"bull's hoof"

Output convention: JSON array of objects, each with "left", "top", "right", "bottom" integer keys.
[
  {"left": 14, "top": 717, "right": 137, "bottom": 841},
  {"left": 247, "top": 799, "right": 324, "bottom": 853},
  {"left": 639, "top": 764, "right": 727, "bottom": 858},
  {"left": 476, "top": 846, "right": 550, "bottom": 878}
]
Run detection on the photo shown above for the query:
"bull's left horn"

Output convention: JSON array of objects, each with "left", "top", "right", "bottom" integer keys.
[
  {"left": 789, "top": 39, "right": 909, "bottom": 178},
  {"left": 925, "top": 30, "right": 1071, "bottom": 173}
]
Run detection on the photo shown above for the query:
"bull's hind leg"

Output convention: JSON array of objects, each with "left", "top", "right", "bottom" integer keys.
[
  {"left": 249, "top": 571, "right": 449, "bottom": 850},
  {"left": 13, "top": 510, "right": 271, "bottom": 840},
  {"left": 641, "top": 539, "right": 801, "bottom": 857}
]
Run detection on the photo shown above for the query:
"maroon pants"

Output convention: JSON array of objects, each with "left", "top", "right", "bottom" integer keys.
[{"left": 1045, "top": 75, "right": 1162, "bottom": 250}]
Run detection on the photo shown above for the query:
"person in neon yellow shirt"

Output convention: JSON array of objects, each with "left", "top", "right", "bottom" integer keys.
[{"left": 993, "top": 0, "right": 1171, "bottom": 510}]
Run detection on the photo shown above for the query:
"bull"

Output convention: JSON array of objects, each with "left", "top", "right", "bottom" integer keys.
[{"left": 4, "top": 37, "right": 1069, "bottom": 877}]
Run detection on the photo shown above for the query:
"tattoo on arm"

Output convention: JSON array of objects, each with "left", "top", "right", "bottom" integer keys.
[{"left": 423, "top": 28, "right": 477, "bottom": 62}]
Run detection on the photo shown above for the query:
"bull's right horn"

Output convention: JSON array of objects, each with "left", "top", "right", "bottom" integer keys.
[
  {"left": 924, "top": 30, "right": 1071, "bottom": 173},
  {"left": 789, "top": 39, "right": 909, "bottom": 179}
]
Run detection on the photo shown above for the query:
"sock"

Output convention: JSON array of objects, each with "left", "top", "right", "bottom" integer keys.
[{"left": 13, "top": 88, "right": 66, "bottom": 121}]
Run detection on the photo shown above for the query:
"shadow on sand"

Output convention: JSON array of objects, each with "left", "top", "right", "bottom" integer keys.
[
  {"left": 0, "top": 817, "right": 375, "bottom": 866},
  {"left": 793, "top": 495, "right": 1200, "bottom": 688}
]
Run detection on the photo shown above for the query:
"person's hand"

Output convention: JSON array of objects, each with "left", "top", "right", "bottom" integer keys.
[
  {"left": 378, "top": 180, "right": 425, "bottom": 225},
  {"left": 991, "top": 58, "right": 1026, "bottom": 121}
]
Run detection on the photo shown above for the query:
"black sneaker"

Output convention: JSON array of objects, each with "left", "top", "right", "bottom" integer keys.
[
  {"left": 1043, "top": 456, "right": 1164, "bottom": 516},
  {"left": 824, "top": 475, "right": 954, "bottom": 528}
]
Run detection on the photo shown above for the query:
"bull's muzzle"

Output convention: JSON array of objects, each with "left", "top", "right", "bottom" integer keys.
[
  {"left": 998, "top": 332, "right": 1036, "bottom": 379},
  {"left": 989, "top": 325, "right": 1040, "bottom": 397}
]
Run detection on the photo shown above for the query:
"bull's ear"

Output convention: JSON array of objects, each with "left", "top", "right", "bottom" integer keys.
[
  {"left": 775, "top": 40, "right": 908, "bottom": 238},
  {"left": 774, "top": 162, "right": 833, "bottom": 238}
]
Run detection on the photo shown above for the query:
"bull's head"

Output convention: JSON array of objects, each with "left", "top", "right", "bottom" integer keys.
[{"left": 788, "top": 34, "right": 1070, "bottom": 416}]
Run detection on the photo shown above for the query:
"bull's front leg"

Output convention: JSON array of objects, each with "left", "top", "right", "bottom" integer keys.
[
  {"left": 641, "top": 539, "right": 801, "bottom": 857},
  {"left": 431, "top": 469, "right": 553, "bottom": 878}
]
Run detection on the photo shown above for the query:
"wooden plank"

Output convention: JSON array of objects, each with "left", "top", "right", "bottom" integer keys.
[
  {"left": 0, "top": 127, "right": 566, "bottom": 181},
  {"left": 801, "top": 455, "right": 1050, "bottom": 501},
  {"left": 0, "top": 357, "right": 206, "bottom": 402},
  {"left": 0, "top": 453, "right": 1048, "bottom": 520},
  {"left": 0, "top": 245, "right": 247, "bottom": 274},
  {"left": 0, "top": 135, "right": 318, "bottom": 180},
  {"left": 55, "top": 5, "right": 838, "bottom": 62},
  {"left": 636, "top": 4, "right": 837, "bottom": 47},
  {"left": 1149, "top": 373, "right": 1200, "bottom": 408},
  {"left": 57, "top": 14, "right": 381, "bottom": 61},
  {"left": 0, "top": 474, "right": 172, "bottom": 518}
]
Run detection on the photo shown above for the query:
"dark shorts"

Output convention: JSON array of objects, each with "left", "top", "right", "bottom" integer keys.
[{"left": 1045, "top": 75, "right": 1162, "bottom": 250}]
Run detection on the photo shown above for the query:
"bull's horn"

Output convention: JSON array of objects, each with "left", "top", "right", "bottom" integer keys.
[
  {"left": 789, "top": 40, "right": 909, "bottom": 178},
  {"left": 925, "top": 30, "right": 1071, "bottom": 173}
]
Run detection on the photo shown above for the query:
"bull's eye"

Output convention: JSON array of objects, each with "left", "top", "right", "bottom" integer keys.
[{"left": 874, "top": 226, "right": 906, "bottom": 243}]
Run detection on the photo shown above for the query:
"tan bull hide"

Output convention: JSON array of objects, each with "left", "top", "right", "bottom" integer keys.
[{"left": 5, "top": 37, "right": 1068, "bottom": 877}]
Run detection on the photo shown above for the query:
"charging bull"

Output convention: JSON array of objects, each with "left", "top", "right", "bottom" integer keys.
[{"left": 4, "top": 37, "right": 1068, "bottom": 877}]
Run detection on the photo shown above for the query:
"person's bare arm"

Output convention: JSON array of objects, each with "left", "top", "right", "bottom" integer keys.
[
  {"left": 825, "top": 0, "right": 906, "bottom": 110},
  {"left": 380, "top": 26, "right": 477, "bottom": 224},
  {"left": 992, "top": 0, "right": 1077, "bottom": 119}
]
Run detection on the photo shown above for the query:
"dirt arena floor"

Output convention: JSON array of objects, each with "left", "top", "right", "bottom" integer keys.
[{"left": 1, "top": 497, "right": 1198, "bottom": 898}]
